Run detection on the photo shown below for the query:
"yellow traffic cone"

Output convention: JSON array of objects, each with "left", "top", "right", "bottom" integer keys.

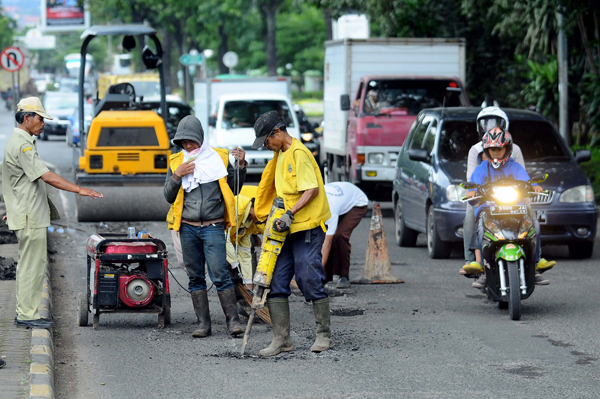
[{"left": 352, "top": 203, "right": 404, "bottom": 284}]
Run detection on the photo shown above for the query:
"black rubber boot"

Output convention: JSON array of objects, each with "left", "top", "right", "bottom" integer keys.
[
  {"left": 191, "top": 289, "right": 211, "bottom": 338},
  {"left": 217, "top": 288, "right": 244, "bottom": 336},
  {"left": 259, "top": 298, "right": 294, "bottom": 357},
  {"left": 311, "top": 297, "right": 332, "bottom": 352}
]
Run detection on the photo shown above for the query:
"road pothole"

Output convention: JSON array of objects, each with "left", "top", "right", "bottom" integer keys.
[{"left": 331, "top": 308, "right": 365, "bottom": 317}]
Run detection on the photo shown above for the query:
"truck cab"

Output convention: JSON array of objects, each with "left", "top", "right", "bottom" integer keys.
[
  {"left": 343, "top": 76, "right": 470, "bottom": 198},
  {"left": 206, "top": 92, "right": 300, "bottom": 177}
]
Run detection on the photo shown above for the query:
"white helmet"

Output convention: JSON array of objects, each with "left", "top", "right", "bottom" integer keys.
[{"left": 476, "top": 107, "right": 509, "bottom": 138}]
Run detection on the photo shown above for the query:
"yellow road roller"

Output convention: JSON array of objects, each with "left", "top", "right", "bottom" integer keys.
[{"left": 75, "top": 25, "right": 172, "bottom": 222}]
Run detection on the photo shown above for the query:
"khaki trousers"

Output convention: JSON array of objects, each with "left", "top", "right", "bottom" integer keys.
[
  {"left": 226, "top": 234, "right": 253, "bottom": 284},
  {"left": 15, "top": 227, "right": 47, "bottom": 320}
]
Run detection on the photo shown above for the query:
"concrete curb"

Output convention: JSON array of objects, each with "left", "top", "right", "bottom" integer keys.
[{"left": 30, "top": 265, "right": 55, "bottom": 399}]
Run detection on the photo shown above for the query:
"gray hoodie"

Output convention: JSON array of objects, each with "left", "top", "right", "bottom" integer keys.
[{"left": 163, "top": 115, "right": 246, "bottom": 223}]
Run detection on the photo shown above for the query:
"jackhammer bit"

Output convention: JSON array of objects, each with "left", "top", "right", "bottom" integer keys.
[{"left": 240, "top": 198, "right": 288, "bottom": 356}]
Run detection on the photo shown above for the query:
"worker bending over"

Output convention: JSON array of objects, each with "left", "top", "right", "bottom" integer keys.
[
  {"left": 251, "top": 110, "right": 332, "bottom": 356},
  {"left": 226, "top": 185, "right": 263, "bottom": 286},
  {"left": 322, "top": 182, "right": 368, "bottom": 289},
  {"left": 164, "top": 115, "right": 247, "bottom": 338}
]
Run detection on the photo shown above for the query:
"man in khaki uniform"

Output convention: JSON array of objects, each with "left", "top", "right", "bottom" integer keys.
[{"left": 1, "top": 97, "right": 102, "bottom": 328}]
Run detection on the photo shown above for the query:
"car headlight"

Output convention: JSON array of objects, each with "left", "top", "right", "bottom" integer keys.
[
  {"left": 368, "top": 153, "right": 384, "bottom": 164},
  {"left": 301, "top": 133, "right": 313, "bottom": 142},
  {"left": 559, "top": 185, "right": 594, "bottom": 203},
  {"left": 446, "top": 184, "right": 467, "bottom": 202},
  {"left": 492, "top": 186, "right": 518, "bottom": 204}
]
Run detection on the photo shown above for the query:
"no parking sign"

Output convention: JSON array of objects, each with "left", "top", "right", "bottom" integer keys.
[{"left": 1, "top": 46, "right": 25, "bottom": 72}]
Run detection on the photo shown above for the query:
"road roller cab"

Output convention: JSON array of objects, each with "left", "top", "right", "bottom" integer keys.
[{"left": 75, "top": 25, "right": 171, "bottom": 222}]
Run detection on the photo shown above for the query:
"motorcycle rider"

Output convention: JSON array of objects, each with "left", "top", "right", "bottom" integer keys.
[
  {"left": 465, "top": 127, "right": 552, "bottom": 287},
  {"left": 461, "top": 107, "right": 555, "bottom": 286}
]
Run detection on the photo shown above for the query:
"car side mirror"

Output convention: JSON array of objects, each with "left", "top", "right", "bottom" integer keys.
[
  {"left": 340, "top": 94, "right": 350, "bottom": 111},
  {"left": 574, "top": 149, "right": 591, "bottom": 163},
  {"left": 461, "top": 182, "right": 478, "bottom": 189},
  {"left": 407, "top": 149, "right": 431, "bottom": 164},
  {"left": 142, "top": 46, "right": 161, "bottom": 70},
  {"left": 312, "top": 122, "right": 319, "bottom": 130},
  {"left": 208, "top": 115, "right": 217, "bottom": 127}
]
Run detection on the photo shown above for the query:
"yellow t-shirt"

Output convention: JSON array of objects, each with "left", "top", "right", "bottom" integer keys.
[{"left": 275, "top": 149, "right": 318, "bottom": 198}]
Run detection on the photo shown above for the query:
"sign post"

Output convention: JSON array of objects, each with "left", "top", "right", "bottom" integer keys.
[
  {"left": 179, "top": 51, "right": 204, "bottom": 102},
  {"left": 1, "top": 46, "right": 25, "bottom": 113}
]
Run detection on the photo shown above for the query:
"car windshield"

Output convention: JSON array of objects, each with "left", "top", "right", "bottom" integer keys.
[
  {"left": 131, "top": 81, "right": 160, "bottom": 97},
  {"left": 438, "top": 120, "right": 572, "bottom": 162},
  {"left": 44, "top": 94, "right": 78, "bottom": 110},
  {"left": 363, "top": 79, "right": 466, "bottom": 116},
  {"left": 222, "top": 100, "right": 295, "bottom": 129}
]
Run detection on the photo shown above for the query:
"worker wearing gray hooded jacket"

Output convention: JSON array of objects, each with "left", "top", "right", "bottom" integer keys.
[{"left": 164, "top": 115, "right": 247, "bottom": 338}]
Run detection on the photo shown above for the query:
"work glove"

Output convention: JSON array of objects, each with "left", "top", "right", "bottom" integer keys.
[{"left": 273, "top": 210, "right": 294, "bottom": 232}]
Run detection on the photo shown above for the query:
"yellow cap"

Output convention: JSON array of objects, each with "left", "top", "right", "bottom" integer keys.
[{"left": 16, "top": 97, "right": 53, "bottom": 120}]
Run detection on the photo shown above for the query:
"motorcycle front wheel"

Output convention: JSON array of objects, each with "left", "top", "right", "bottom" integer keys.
[{"left": 507, "top": 260, "right": 521, "bottom": 320}]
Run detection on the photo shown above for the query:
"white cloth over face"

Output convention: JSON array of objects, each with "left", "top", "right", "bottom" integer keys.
[{"left": 181, "top": 141, "right": 228, "bottom": 193}]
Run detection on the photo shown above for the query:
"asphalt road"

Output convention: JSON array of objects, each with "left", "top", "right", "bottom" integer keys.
[{"left": 2, "top": 107, "right": 600, "bottom": 398}]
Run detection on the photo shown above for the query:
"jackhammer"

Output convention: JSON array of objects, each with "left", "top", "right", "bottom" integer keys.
[{"left": 241, "top": 198, "right": 289, "bottom": 355}]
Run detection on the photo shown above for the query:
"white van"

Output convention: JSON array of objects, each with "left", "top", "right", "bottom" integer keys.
[{"left": 205, "top": 93, "right": 300, "bottom": 175}]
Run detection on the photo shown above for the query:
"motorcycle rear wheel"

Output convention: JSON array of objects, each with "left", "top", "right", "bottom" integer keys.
[{"left": 507, "top": 260, "right": 521, "bottom": 320}]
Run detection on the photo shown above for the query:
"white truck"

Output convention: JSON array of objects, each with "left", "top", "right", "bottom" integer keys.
[
  {"left": 322, "top": 38, "right": 470, "bottom": 198},
  {"left": 194, "top": 77, "right": 300, "bottom": 175}
]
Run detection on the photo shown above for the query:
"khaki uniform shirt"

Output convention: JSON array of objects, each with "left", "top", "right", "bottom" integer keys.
[{"left": 2, "top": 128, "right": 57, "bottom": 230}]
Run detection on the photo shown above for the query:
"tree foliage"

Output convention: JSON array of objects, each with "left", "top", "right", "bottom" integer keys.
[{"left": 0, "top": 2, "right": 16, "bottom": 49}]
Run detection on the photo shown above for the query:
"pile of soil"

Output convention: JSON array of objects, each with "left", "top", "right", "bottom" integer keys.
[{"left": 0, "top": 256, "right": 17, "bottom": 280}]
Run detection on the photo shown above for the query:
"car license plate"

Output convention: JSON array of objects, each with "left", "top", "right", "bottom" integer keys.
[
  {"left": 536, "top": 210, "right": 547, "bottom": 224},
  {"left": 490, "top": 205, "right": 527, "bottom": 216}
]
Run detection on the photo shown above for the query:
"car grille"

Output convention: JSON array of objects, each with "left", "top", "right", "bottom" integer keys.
[
  {"left": 530, "top": 190, "right": 555, "bottom": 205},
  {"left": 117, "top": 153, "right": 139, "bottom": 162}
]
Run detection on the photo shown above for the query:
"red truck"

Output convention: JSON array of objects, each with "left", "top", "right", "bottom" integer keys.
[{"left": 323, "top": 38, "right": 471, "bottom": 199}]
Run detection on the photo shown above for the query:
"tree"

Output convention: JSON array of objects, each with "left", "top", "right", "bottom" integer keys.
[
  {"left": 0, "top": 2, "right": 16, "bottom": 49},
  {"left": 257, "top": 0, "right": 286, "bottom": 76}
]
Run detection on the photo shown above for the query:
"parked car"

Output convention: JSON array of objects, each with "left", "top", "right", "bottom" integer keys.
[
  {"left": 293, "top": 103, "right": 321, "bottom": 164},
  {"left": 392, "top": 107, "right": 596, "bottom": 259},
  {"left": 66, "top": 103, "right": 93, "bottom": 147},
  {"left": 41, "top": 92, "right": 79, "bottom": 140}
]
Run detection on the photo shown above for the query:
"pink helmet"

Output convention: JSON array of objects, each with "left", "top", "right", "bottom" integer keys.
[{"left": 482, "top": 127, "right": 513, "bottom": 169}]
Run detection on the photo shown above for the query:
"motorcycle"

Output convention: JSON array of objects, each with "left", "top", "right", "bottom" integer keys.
[{"left": 461, "top": 175, "right": 548, "bottom": 320}]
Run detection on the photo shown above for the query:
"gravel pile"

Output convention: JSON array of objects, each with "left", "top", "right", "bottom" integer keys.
[{"left": 0, "top": 256, "right": 17, "bottom": 280}]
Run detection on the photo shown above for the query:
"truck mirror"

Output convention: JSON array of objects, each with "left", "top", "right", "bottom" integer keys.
[
  {"left": 208, "top": 115, "right": 217, "bottom": 127},
  {"left": 574, "top": 149, "right": 591, "bottom": 163},
  {"left": 340, "top": 94, "right": 351, "bottom": 111},
  {"left": 142, "top": 46, "right": 161, "bottom": 70}
]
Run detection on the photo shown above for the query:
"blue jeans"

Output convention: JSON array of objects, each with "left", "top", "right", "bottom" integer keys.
[
  {"left": 268, "top": 227, "right": 328, "bottom": 301},
  {"left": 179, "top": 222, "right": 233, "bottom": 292}
]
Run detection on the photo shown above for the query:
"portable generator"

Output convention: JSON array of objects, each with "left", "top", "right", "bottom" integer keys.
[{"left": 77, "top": 233, "right": 171, "bottom": 329}]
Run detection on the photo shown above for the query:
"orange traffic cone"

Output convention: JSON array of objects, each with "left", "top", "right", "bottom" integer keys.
[{"left": 352, "top": 203, "right": 405, "bottom": 284}]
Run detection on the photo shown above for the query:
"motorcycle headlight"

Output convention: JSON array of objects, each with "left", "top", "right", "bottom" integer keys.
[
  {"left": 492, "top": 186, "right": 518, "bottom": 204},
  {"left": 446, "top": 184, "right": 467, "bottom": 202},
  {"left": 559, "top": 185, "right": 594, "bottom": 203},
  {"left": 368, "top": 153, "right": 384, "bottom": 164},
  {"left": 482, "top": 212, "right": 505, "bottom": 240},
  {"left": 301, "top": 133, "right": 313, "bottom": 142},
  {"left": 517, "top": 217, "right": 534, "bottom": 239}
]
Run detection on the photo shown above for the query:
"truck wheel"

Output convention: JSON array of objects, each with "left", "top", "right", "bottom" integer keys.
[
  {"left": 568, "top": 242, "right": 594, "bottom": 259},
  {"left": 427, "top": 207, "right": 451, "bottom": 259},
  {"left": 395, "top": 201, "right": 417, "bottom": 247},
  {"left": 77, "top": 292, "right": 88, "bottom": 327},
  {"left": 40, "top": 129, "right": 48, "bottom": 141}
]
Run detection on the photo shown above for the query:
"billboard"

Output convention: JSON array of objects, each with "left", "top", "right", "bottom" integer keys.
[{"left": 40, "top": 0, "right": 90, "bottom": 32}]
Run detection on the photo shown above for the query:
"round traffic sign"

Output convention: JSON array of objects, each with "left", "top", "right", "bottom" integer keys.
[
  {"left": 222, "top": 51, "right": 238, "bottom": 68},
  {"left": 0, "top": 47, "right": 25, "bottom": 72}
]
